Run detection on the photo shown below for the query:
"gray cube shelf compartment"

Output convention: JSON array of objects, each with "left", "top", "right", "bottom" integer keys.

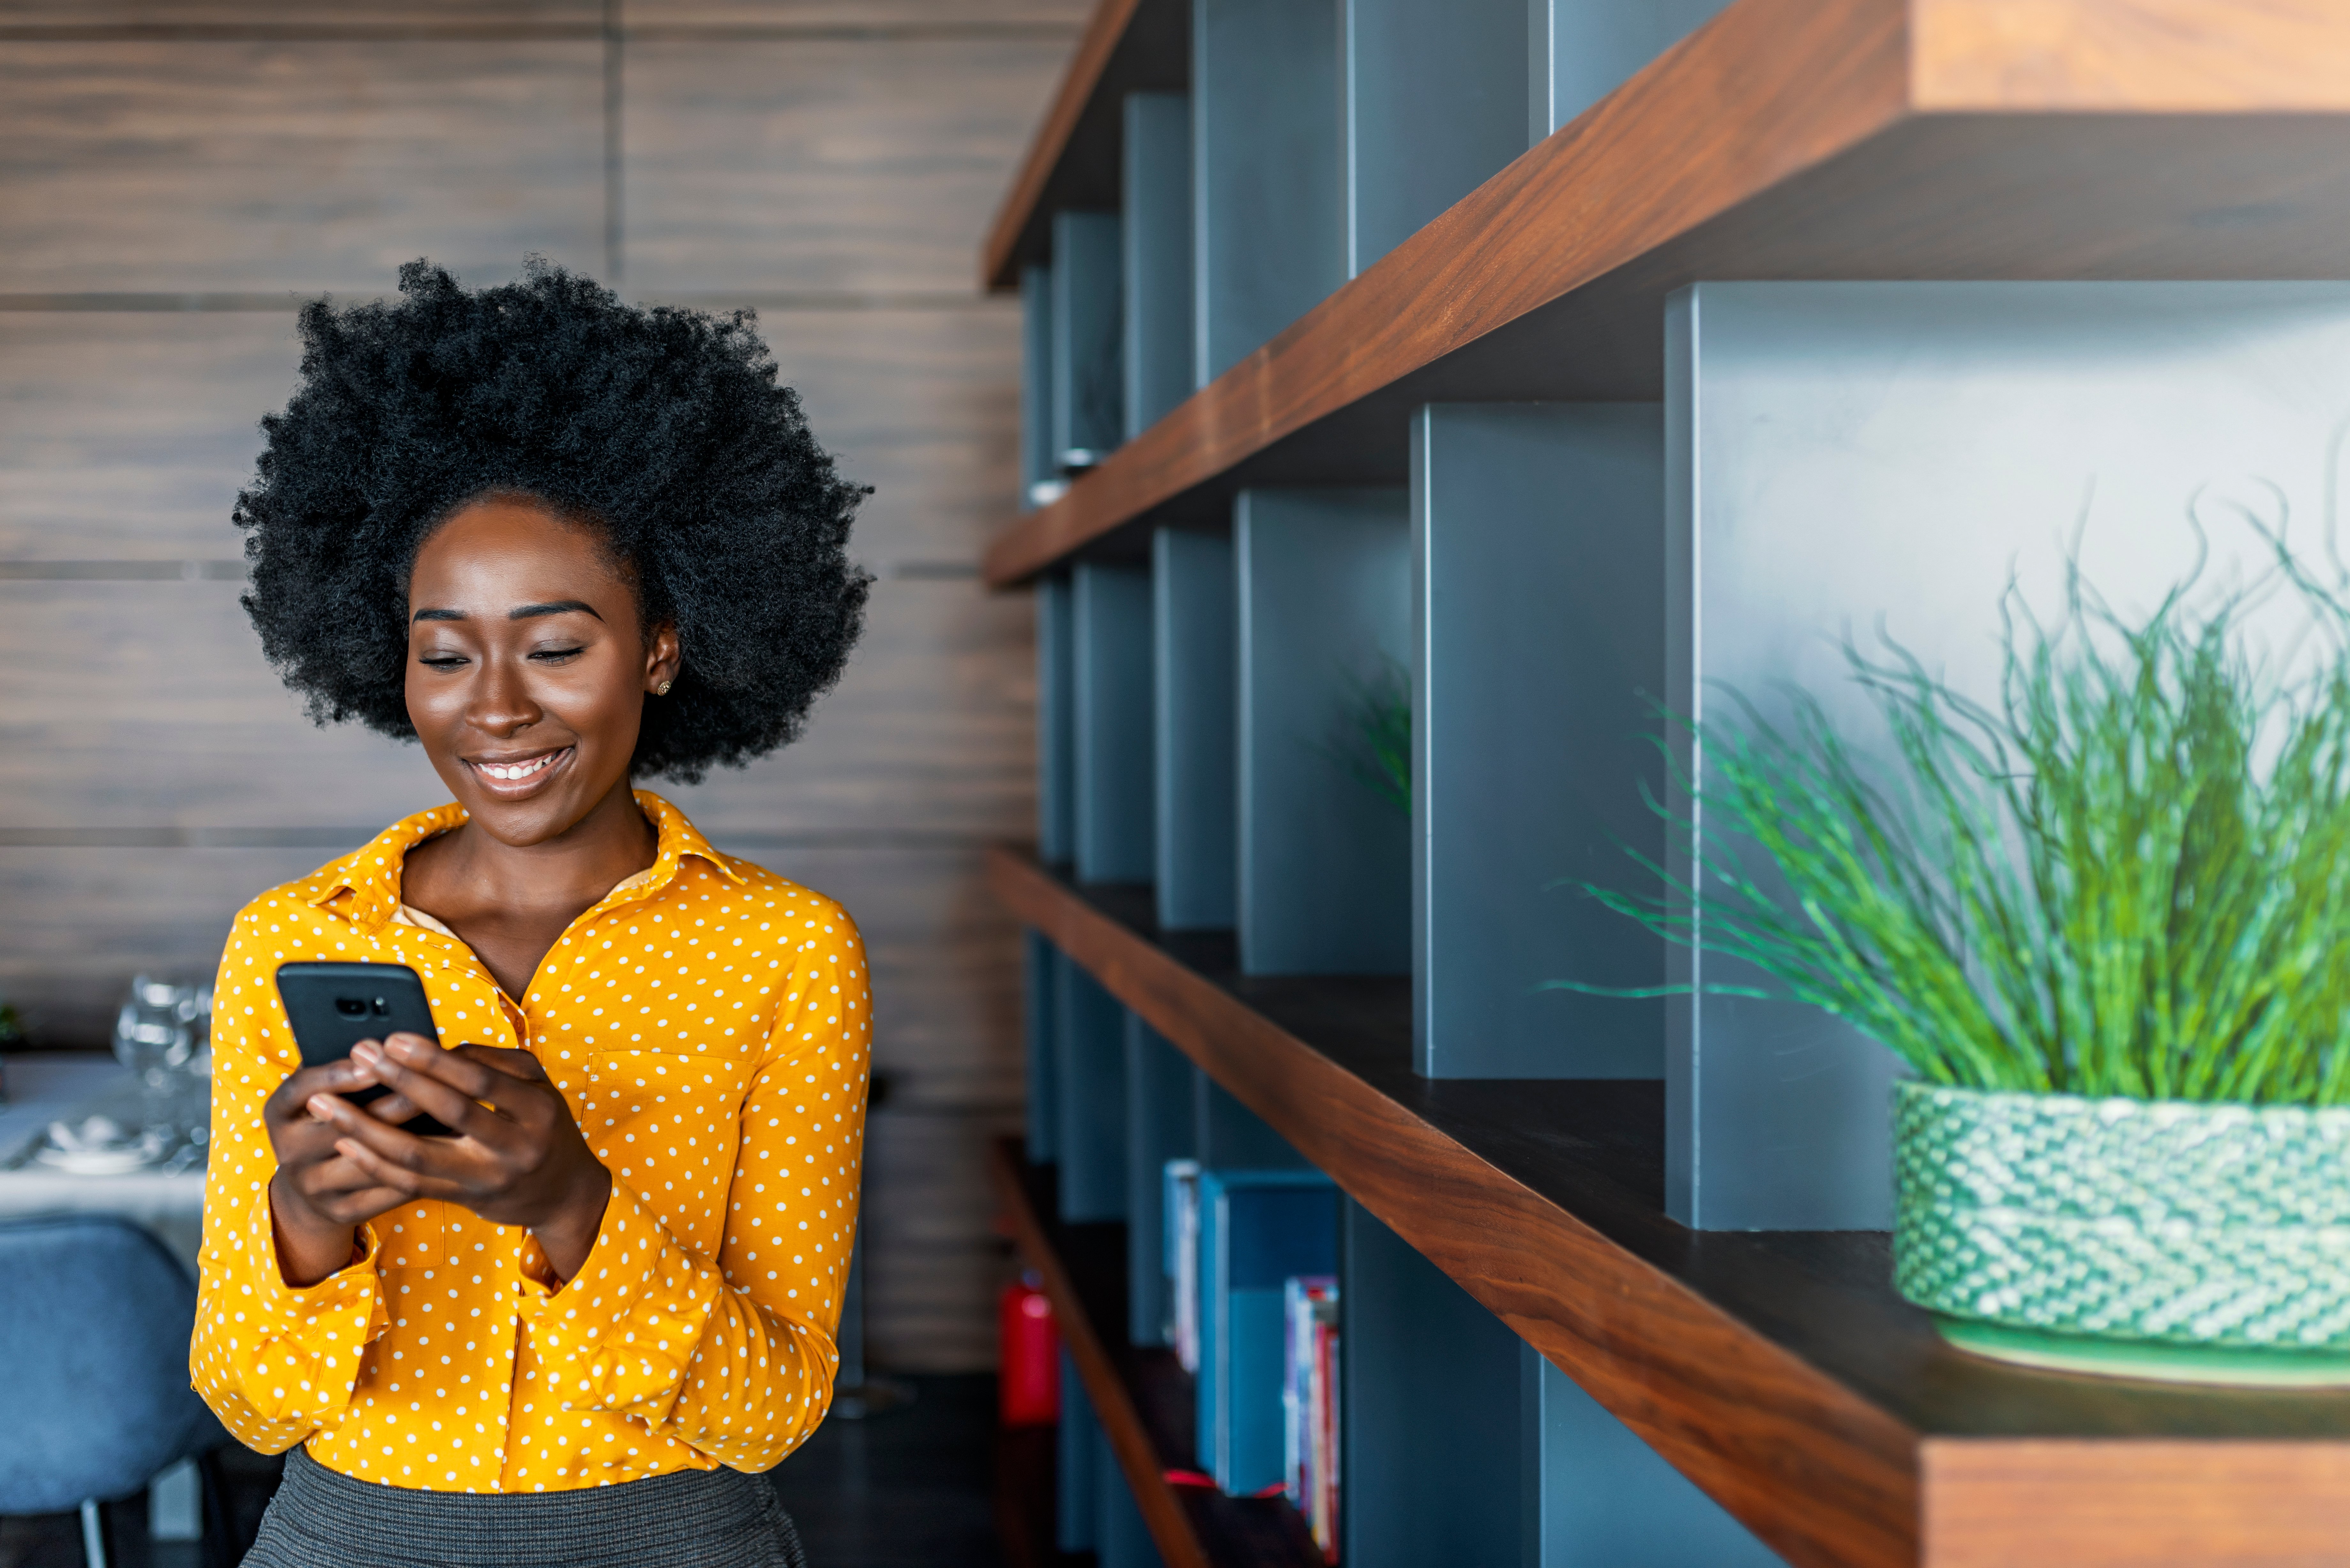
[
  {"left": 1412, "top": 403, "right": 1667, "bottom": 1080},
  {"left": 1193, "top": 0, "right": 1342, "bottom": 386},
  {"left": 1341, "top": 1198, "right": 1522, "bottom": 1568},
  {"left": 1024, "top": 932, "right": 1062, "bottom": 1164},
  {"left": 1152, "top": 526, "right": 1237, "bottom": 931},
  {"left": 1051, "top": 210, "right": 1125, "bottom": 472},
  {"left": 1038, "top": 572, "right": 1077, "bottom": 865},
  {"left": 1123, "top": 92, "right": 1195, "bottom": 441},
  {"left": 1663, "top": 278, "right": 2350, "bottom": 1232},
  {"left": 1341, "top": 0, "right": 1526, "bottom": 277},
  {"left": 1520, "top": 1347, "right": 1778, "bottom": 1567},
  {"left": 1053, "top": 957, "right": 1130, "bottom": 1224},
  {"left": 1526, "top": 0, "right": 1732, "bottom": 145},
  {"left": 1236, "top": 487, "right": 1413, "bottom": 977},
  {"left": 1125, "top": 1013, "right": 1196, "bottom": 1348},
  {"left": 1073, "top": 562, "right": 1156, "bottom": 886}
]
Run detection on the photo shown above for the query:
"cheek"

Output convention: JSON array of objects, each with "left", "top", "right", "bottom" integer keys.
[{"left": 540, "top": 653, "right": 647, "bottom": 745}]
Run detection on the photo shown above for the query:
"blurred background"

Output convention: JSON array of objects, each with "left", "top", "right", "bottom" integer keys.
[{"left": 0, "top": 0, "right": 1080, "bottom": 1384}]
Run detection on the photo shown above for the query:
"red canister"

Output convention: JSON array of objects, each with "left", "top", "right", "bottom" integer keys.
[{"left": 998, "top": 1271, "right": 1059, "bottom": 1427}]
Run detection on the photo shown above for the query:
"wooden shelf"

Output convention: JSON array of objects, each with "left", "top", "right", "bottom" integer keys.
[
  {"left": 988, "top": 1134, "right": 1325, "bottom": 1568},
  {"left": 989, "top": 843, "right": 2350, "bottom": 1568},
  {"left": 981, "top": 0, "right": 2350, "bottom": 585},
  {"left": 980, "top": 0, "right": 1187, "bottom": 294}
]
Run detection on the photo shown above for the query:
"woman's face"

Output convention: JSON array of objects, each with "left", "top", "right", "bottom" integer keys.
[{"left": 404, "top": 497, "right": 679, "bottom": 847}]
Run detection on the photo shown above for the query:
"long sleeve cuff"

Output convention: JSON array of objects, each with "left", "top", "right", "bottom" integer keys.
[
  {"left": 222, "top": 1187, "right": 388, "bottom": 1425},
  {"left": 517, "top": 1179, "right": 724, "bottom": 1425}
]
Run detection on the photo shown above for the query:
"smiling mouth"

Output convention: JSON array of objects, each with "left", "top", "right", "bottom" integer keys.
[{"left": 466, "top": 746, "right": 573, "bottom": 795}]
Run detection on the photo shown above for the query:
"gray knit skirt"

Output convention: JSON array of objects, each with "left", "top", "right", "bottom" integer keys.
[{"left": 242, "top": 1448, "right": 807, "bottom": 1568}]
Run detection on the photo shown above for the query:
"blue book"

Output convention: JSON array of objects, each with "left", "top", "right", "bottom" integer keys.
[{"left": 1195, "top": 1169, "right": 1337, "bottom": 1496}]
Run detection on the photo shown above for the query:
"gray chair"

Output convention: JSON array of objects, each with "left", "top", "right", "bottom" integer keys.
[{"left": 0, "top": 1214, "right": 227, "bottom": 1565}]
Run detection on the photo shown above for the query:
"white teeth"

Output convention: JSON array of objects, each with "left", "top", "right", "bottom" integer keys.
[{"left": 481, "top": 752, "right": 557, "bottom": 782}]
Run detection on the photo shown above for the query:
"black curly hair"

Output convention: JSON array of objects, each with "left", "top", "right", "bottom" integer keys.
[{"left": 235, "top": 258, "right": 870, "bottom": 784}]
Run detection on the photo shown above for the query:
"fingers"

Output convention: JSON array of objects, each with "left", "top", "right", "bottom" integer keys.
[
  {"left": 447, "top": 1043, "right": 550, "bottom": 1084},
  {"left": 353, "top": 1037, "right": 513, "bottom": 1140},
  {"left": 310, "top": 1093, "right": 469, "bottom": 1196},
  {"left": 264, "top": 1057, "right": 383, "bottom": 1126}
]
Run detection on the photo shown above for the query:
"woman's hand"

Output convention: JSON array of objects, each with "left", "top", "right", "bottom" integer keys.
[
  {"left": 262, "top": 1051, "right": 428, "bottom": 1287},
  {"left": 311, "top": 1034, "right": 613, "bottom": 1285}
]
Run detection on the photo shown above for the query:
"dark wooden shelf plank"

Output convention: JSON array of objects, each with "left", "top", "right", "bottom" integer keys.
[
  {"left": 981, "top": 0, "right": 2350, "bottom": 584},
  {"left": 979, "top": 0, "right": 1187, "bottom": 293},
  {"left": 988, "top": 1135, "right": 1325, "bottom": 1568},
  {"left": 988, "top": 843, "right": 2350, "bottom": 1568}
]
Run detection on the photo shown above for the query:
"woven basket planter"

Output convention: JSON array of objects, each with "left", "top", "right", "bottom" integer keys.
[{"left": 1892, "top": 1080, "right": 2350, "bottom": 1385}]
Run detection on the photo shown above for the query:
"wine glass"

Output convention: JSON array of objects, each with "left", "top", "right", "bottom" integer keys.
[{"left": 115, "top": 974, "right": 199, "bottom": 1148}]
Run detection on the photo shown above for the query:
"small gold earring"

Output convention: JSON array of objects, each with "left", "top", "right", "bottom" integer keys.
[{"left": 656, "top": 680, "right": 673, "bottom": 696}]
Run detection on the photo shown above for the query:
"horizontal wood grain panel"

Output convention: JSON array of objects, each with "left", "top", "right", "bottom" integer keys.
[
  {"left": 0, "top": 302, "right": 1019, "bottom": 565},
  {"left": 624, "top": 0, "right": 1086, "bottom": 27},
  {"left": 0, "top": 40, "right": 603, "bottom": 293},
  {"left": 982, "top": 0, "right": 2350, "bottom": 583},
  {"left": 0, "top": 312, "right": 295, "bottom": 560},
  {"left": 1920, "top": 1440, "right": 2350, "bottom": 1568},
  {"left": 622, "top": 36, "right": 1073, "bottom": 295},
  {"left": 0, "top": 577, "right": 1032, "bottom": 834},
  {"left": 991, "top": 848, "right": 2350, "bottom": 1568},
  {"left": 0, "top": 1, "right": 598, "bottom": 25},
  {"left": 865, "top": 1109, "right": 1023, "bottom": 1373}
]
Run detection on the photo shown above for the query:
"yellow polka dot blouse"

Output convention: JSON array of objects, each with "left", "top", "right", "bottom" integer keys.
[{"left": 189, "top": 792, "right": 871, "bottom": 1491}]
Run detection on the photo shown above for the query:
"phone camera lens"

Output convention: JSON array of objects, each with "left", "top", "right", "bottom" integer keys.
[
  {"left": 372, "top": 998, "right": 391, "bottom": 1016},
  {"left": 334, "top": 997, "right": 367, "bottom": 1017}
]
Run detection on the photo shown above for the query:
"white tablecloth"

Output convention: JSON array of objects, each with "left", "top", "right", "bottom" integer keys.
[{"left": 0, "top": 1053, "right": 208, "bottom": 1267}]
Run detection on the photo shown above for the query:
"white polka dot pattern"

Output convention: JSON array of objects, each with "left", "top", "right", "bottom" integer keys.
[{"left": 187, "top": 792, "right": 871, "bottom": 1492}]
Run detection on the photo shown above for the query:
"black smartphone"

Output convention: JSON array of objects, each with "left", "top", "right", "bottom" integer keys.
[{"left": 276, "top": 961, "right": 457, "bottom": 1138}]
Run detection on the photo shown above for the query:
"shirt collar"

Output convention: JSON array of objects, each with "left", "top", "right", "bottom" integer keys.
[{"left": 305, "top": 789, "right": 742, "bottom": 933}]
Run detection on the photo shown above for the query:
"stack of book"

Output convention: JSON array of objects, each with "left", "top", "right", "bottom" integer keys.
[
  {"left": 1163, "top": 1158, "right": 1202, "bottom": 1372},
  {"left": 1284, "top": 1276, "right": 1340, "bottom": 1562}
]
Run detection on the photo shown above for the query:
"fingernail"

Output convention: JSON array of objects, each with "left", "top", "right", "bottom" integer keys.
[
  {"left": 307, "top": 1094, "right": 335, "bottom": 1117},
  {"left": 352, "top": 1041, "right": 382, "bottom": 1065}
]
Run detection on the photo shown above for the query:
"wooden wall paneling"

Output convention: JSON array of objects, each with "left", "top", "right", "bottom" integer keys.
[
  {"left": 1191, "top": 0, "right": 1341, "bottom": 386},
  {"left": 856, "top": 1101, "right": 1023, "bottom": 1370},
  {"left": 1339, "top": 0, "right": 1524, "bottom": 277},
  {"left": 1059, "top": 1344, "right": 1103, "bottom": 1553},
  {"left": 0, "top": 580, "right": 447, "bottom": 831},
  {"left": 1525, "top": 0, "right": 1730, "bottom": 143},
  {"left": 0, "top": 846, "right": 334, "bottom": 1044},
  {"left": 621, "top": 0, "right": 1089, "bottom": 26},
  {"left": 1053, "top": 955, "right": 1129, "bottom": 1221},
  {"left": 1341, "top": 1195, "right": 1525, "bottom": 1568},
  {"left": 0, "top": 2, "right": 599, "bottom": 27},
  {"left": 1410, "top": 403, "right": 1665, "bottom": 1079},
  {"left": 1521, "top": 1342, "right": 1782, "bottom": 1567},
  {"left": 1039, "top": 572, "right": 1078, "bottom": 862},
  {"left": 1072, "top": 561, "right": 1154, "bottom": 883},
  {"left": 1121, "top": 91, "right": 1192, "bottom": 440},
  {"left": 1150, "top": 525, "right": 1234, "bottom": 931},
  {"left": 633, "top": 298, "right": 1025, "bottom": 566},
  {"left": 0, "top": 41, "right": 603, "bottom": 293},
  {"left": 668, "top": 577, "right": 1035, "bottom": 839},
  {"left": 1123, "top": 1011, "right": 1193, "bottom": 1347},
  {"left": 1025, "top": 931, "right": 1062, "bottom": 1161},
  {"left": 0, "top": 312, "right": 297, "bottom": 561},
  {"left": 1234, "top": 487, "right": 1410, "bottom": 976},
  {"left": 622, "top": 35, "right": 1076, "bottom": 295},
  {"left": 1022, "top": 264, "right": 1060, "bottom": 505},
  {"left": 1050, "top": 209, "right": 1124, "bottom": 469}
]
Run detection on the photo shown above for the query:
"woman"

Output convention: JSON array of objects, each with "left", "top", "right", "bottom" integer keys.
[{"left": 189, "top": 260, "right": 873, "bottom": 1567}]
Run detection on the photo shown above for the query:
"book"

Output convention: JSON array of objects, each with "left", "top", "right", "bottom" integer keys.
[
  {"left": 1197, "top": 1169, "right": 1337, "bottom": 1496},
  {"left": 1163, "top": 1158, "right": 1202, "bottom": 1373},
  {"left": 1285, "top": 1275, "right": 1341, "bottom": 1562}
]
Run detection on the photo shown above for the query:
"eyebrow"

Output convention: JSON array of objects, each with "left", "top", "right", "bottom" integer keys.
[{"left": 410, "top": 600, "right": 604, "bottom": 624}]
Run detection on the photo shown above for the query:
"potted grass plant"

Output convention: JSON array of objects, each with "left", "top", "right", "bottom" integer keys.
[{"left": 1573, "top": 538, "right": 2350, "bottom": 1385}]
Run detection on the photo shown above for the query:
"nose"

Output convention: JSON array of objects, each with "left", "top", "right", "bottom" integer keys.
[{"left": 465, "top": 650, "right": 545, "bottom": 737}]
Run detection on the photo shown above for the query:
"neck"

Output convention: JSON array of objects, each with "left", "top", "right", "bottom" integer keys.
[{"left": 418, "top": 777, "right": 657, "bottom": 916}]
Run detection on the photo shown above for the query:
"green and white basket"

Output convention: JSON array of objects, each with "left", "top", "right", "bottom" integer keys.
[{"left": 1893, "top": 1080, "right": 2350, "bottom": 1385}]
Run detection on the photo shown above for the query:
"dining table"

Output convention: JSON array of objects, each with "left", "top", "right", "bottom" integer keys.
[{"left": 0, "top": 1052, "right": 208, "bottom": 1269}]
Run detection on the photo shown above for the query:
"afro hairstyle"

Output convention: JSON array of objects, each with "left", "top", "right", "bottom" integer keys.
[{"left": 235, "top": 258, "right": 870, "bottom": 785}]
